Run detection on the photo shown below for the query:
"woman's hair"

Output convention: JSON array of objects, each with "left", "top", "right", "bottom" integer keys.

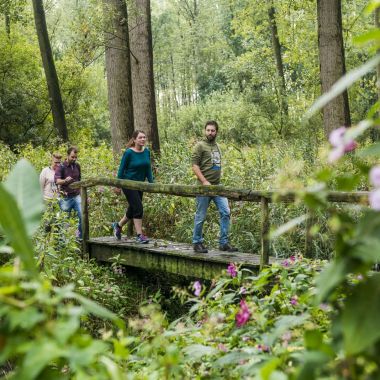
[{"left": 126, "top": 130, "right": 146, "bottom": 148}]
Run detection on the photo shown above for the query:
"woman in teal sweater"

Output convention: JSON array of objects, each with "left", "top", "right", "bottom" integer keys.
[{"left": 112, "top": 130, "right": 154, "bottom": 243}]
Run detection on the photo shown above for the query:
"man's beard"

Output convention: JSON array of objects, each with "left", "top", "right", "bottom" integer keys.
[{"left": 206, "top": 135, "right": 216, "bottom": 142}]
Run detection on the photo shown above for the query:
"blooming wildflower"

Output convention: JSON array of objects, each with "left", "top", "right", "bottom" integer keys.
[
  {"left": 370, "top": 166, "right": 380, "bottom": 188},
  {"left": 193, "top": 281, "right": 202, "bottom": 297},
  {"left": 282, "top": 259, "right": 290, "bottom": 267},
  {"left": 235, "top": 299, "right": 251, "bottom": 327},
  {"left": 329, "top": 127, "right": 346, "bottom": 147},
  {"left": 290, "top": 295, "right": 298, "bottom": 306},
  {"left": 257, "top": 344, "right": 270, "bottom": 352},
  {"left": 217, "top": 343, "right": 228, "bottom": 352},
  {"left": 328, "top": 127, "right": 357, "bottom": 163},
  {"left": 289, "top": 255, "right": 296, "bottom": 263},
  {"left": 227, "top": 263, "right": 238, "bottom": 278},
  {"left": 369, "top": 189, "right": 380, "bottom": 211},
  {"left": 98, "top": 186, "right": 105, "bottom": 193},
  {"left": 239, "top": 287, "right": 247, "bottom": 295},
  {"left": 357, "top": 274, "right": 363, "bottom": 281}
]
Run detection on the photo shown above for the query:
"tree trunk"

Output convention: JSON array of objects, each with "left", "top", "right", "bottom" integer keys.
[
  {"left": 317, "top": 0, "right": 351, "bottom": 137},
  {"left": 32, "top": 0, "right": 68, "bottom": 141},
  {"left": 4, "top": 0, "right": 10, "bottom": 36},
  {"left": 130, "top": 0, "right": 160, "bottom": 154},
  {"left": 268, "top": 4, "right": 288, "bottom": 131},
  {"left": 103, "top": 0, "right": 134, "bottom": 156}
]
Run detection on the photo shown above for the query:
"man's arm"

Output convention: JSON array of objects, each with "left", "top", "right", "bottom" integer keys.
[{"left": 192, "top": 164, "right": 211, "bottom": 186}]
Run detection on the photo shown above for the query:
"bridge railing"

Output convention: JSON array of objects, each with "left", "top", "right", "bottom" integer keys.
[{"left": 70, "top": 178, "right": 369, "bottom": 269}]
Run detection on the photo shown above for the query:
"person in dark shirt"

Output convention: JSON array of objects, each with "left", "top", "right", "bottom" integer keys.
[
  {"left": 55, "top": 146, "right": 82, "bottom": 239},
  {"left": 112, "top": 130, "right": 154, "bottom": 243}
]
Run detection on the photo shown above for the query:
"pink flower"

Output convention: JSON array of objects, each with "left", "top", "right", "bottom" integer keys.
[
  {"left": 239, "top": 287, "right": 247, "bottom": 295},
  {"left": 98, "top": 186, "right": 105, "bottom": 193},
  {"left": 329, "top": 127, "right": 346, "bottom": 147},
  {"left": 193, "top": 281, "right": 202, "bottom": 297},
  {"left": 290, "top": 295, "right": 298, "bottom": 306},
  {"left": 370, "top": 166, "right": 380, "bottom": 188},
  {"left": 235, "top": 299, "right": 251, "bottom": 327},
  {"left": 257, "top": 344, "right": 270, "bottom": 352},
  {"left": 289, "top": 255, "right": 296, "bottom": 263},
  {"left": 227, "top": 263, "right": 238, "bottom": 278},
  {"left": 328, "top": 146, "right": 345, "bottom": 163},
  {"left": 282, "top": 259, "right": 290, "bottom": 267},
  {"left": 217, "top": 343, "right": 227, "bottom": 352},
  {"left": 369, "top": 189, "right": 380, "bottom": 211},
  {"left": 328, "top": 127, "right": 357, "bottom": 163}
]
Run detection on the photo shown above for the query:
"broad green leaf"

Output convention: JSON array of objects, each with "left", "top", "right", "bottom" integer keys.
[
  {"left": 260, "top": 357, "right": 282, "bottom": 380},
  {"left": 349, "top": 238, "right": 380, "bottom": 263},
  {"left": 357, "top": 142, "right": 380, "bottom": 157},
  {"left": 342, "top": 274, "right": 380, "bottom": 355},
  {"left": 15, "top": 340, "right": 64, "bottom": 380},
  {"left": 3, "top": 159, "right": 44, "bottom": 237},
  {"left": 100, "top": 356, "right": 124, "bottom": 380},
  {"left": 304, "top": 330, "right": 323, "bottom": 350},
  {"left": 270, "top": 215, "right": 308, "bottom": 239},
  {"left": 183, "top": 344, "right": 218, "bottom": 359},
  {"left": 306, "top": 55, "right": 380, "bottom": 119},
  {"left": 69, "top": 292, "right": 124, "bottom": 329},
  {"left": 365, "top": 1, "right": 380, "bottom": 14},
  {"left": 214, "top": 351, "right": 252, "bottom": 366},
  {"left": 316, "top": 259, "right": 355, "bottom": 303},
  {"left": 295, "top": 351, "right": 330, "bottom": 380},
  {"left": 0, "top": 185, "right": 37, "bottom": 277},
  {"left": 353, "top": 30, "right": 380, "bottom": 46}
]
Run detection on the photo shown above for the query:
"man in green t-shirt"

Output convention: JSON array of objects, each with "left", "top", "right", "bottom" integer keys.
[{"left": 191, "top": 120, "right": 238, "bottom": 253}]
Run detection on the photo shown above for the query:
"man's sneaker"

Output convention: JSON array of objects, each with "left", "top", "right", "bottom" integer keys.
[
  {"left": 112, "top": 222, "right": 122, "bottom": 240},
  {"left": 193, "top": 243, "right": 208, "bottom": 253},
  {"left": 136, "top": 234, "right": 149, "bottom": 244},
  {"left": 219, "top": 243, "right": 238, "bottom": 252}
]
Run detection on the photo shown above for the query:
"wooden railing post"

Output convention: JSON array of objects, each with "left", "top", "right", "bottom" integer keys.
[
  {"left": 80, "top": 186, "right": 89, "bottom": 259},
  {"left": 304, "top": 210, "right": 315, "bottom": 258},
  {"left": 260, "top": 196, "right": 270, "bottom": 270}
]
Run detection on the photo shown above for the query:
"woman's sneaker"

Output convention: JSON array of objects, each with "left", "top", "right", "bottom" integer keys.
[
  {"left": 112, "top": 222, "right": 122, "bottom": 240},
  {"left": 136, "top": 234, "right": 149, "bottom": 244}
]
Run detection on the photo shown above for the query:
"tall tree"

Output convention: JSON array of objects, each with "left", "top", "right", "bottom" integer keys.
[
  {"left": 130, "top": 0, "right": 160, "bottom": 153},
  {"left": 103, "top": 0, "right": 134, "bottom": 156},
  {"left": 268, "top": 3, "right": 288, "bottom": 133},
  {"left": 32, "top": 0, "right": 68, "bottom": 141},
  {"left": 317, "top": 0, "right": 351, "bottom": 137}
]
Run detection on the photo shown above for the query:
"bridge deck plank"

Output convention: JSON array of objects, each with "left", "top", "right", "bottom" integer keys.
[{"left": 88, "top": 237, "right": 279, "bottom": 279}]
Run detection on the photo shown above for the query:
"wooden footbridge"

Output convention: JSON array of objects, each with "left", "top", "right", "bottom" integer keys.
[{"left": 71, "top": 179, "right": 369, "bottom": 279}]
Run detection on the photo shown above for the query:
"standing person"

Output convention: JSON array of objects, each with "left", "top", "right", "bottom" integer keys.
[
  {"left": 55, "top": 146, "right": 82, "bottom": 239},
  {"left": 192, "top": 120, "right": 238, "bottom": 253},
  {"left": 112, "top": 130, "right": 154, "bottom": 243},
  {"left": 39, "top": 152, "right": 62, "bottom": 201}
]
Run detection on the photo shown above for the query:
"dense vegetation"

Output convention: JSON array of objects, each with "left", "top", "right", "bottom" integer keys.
[{"left": 2, "top": 0, "right": 380, "bottom": 378}]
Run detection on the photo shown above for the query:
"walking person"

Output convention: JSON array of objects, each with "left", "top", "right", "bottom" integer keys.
[
  {"left": 55, "top": 146, "right": 82, "bottom": 239},
  {"left": 192, "top": 120, "right": 238, "bottom": 253},
  {"left": 40, "top": 152, "right": 62, "bottom": 201},
  {"left": 112, "top": 130, "right": 154, "bottom": 243}
]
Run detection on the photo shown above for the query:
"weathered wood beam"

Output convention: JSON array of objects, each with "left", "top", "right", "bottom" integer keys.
[
  {"left": 70, "top": 178, "right": 369, "bottom": 204},
  {"left": 260, "top": 197, "right": 270, "bottom": 269},
  {"left": 81, "top": 187, "right": 89, "bottom": 259}
]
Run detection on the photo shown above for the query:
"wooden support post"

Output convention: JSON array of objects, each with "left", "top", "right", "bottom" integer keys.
[
  {"left": 81, "top": 186, "right": 89, "bottom": 259},
  {"left": 260, "top": 196, "right": 270, "bottom": 270},
  {"left": 305, "top": 210, "right": 315, "bottom": 258}
]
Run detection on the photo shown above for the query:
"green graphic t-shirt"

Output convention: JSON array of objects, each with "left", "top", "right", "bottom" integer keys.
[{"left": 191, "top": 139, "right": 222, "bottom": 185}]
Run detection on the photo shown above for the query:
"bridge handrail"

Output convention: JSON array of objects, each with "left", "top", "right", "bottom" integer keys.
[{"left": 71, "top": 178, "right": 369, "bottom": 269}]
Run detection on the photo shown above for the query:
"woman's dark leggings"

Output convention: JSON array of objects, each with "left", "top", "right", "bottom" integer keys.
[{"left": 122, "top": 189, "right": 143, "bottom": 219}]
